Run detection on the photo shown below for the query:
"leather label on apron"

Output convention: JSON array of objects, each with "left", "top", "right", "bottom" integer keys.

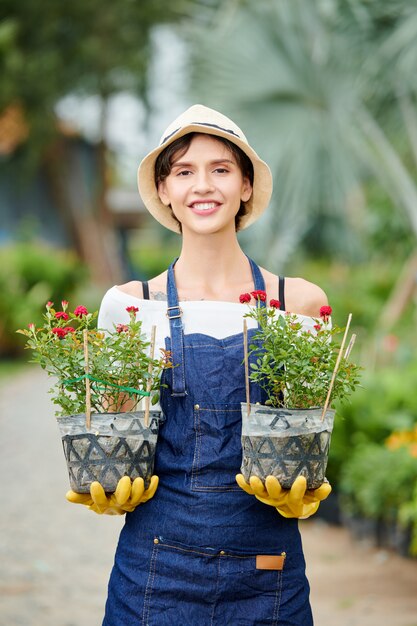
[{"left": 256, "top": 554, "right": 285, "bottom": 570}]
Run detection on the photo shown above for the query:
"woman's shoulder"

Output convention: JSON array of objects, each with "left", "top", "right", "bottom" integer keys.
[
  {"left": 114, "top": 280, "right": 144, "bottom": 299},
  {"left": 284, "top": 276, "right": 328, "bottom": 317},
  {"left": 261, "top": 267, "right": 328, "bottom": 317},
  {"left": 116, "top": 271, "right": 168, "bottom": 301}
]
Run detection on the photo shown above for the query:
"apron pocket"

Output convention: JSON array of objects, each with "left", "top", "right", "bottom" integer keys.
[
  {"left": 191, "top": 402, "right": 242, "bottom": 492},
  {"left": 142, "top": 537, "right": 285, "bottom": 626}
]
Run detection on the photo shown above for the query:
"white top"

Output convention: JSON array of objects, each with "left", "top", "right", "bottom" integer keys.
[{"left": 98, "top": 286, "right": 318, "bottom": 354}]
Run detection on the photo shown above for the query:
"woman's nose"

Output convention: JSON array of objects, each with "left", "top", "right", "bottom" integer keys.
[{"left": 192, "top": 171, "right": 215, "bottom": 193}]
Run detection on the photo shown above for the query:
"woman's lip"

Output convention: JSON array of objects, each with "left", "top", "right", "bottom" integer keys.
[{"left": 189, "top": 202, "right": 221, "bottom": 216}]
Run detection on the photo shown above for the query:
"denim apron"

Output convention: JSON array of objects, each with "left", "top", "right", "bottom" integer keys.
[{"left": 103, "top": 258, "right": 313, "bottom": 626}]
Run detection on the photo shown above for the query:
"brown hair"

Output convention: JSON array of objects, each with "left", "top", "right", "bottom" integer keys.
[{"left": 154, "top": 132, "right": 254, "bottom": 232}]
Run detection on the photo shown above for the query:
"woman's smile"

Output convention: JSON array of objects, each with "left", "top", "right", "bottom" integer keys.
[{"left": 189, "top": 201, "right": 222, "bottom": 216}]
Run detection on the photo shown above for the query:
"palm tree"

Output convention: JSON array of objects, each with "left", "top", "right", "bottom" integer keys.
[{"left": 186, "top": 0, "right": 417, "bottom": 268}]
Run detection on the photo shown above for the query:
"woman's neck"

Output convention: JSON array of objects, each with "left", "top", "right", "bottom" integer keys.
[{"left": 173, "top": 231, "right": 254, "bottom": 301}]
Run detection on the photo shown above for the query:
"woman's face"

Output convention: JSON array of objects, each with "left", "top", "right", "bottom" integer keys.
[{"left": 157, "top": 134, "right": 252, "bottom": 236}]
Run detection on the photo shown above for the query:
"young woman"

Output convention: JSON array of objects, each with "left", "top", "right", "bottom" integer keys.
[{"left": 68, "top": 105, "right": 331, "bottom": 625}]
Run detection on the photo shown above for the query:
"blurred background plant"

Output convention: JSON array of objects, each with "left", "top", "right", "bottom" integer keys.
[
  {"left": 0, "top": 241, "right": 85, "bottom": 357},
  {"left": 1, "top": 0, "right": 417, "bottom": 555}
]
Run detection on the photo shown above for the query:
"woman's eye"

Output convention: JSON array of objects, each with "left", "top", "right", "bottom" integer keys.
[
  {"left": 214, "top": 168, "right": 229, "bottom": 174},
  {"left": 177, "top": 170, "right": 192, "bottom": 176}
]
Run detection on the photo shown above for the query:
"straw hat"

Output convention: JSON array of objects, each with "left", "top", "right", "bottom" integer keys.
[{"left": 137, "top": 104, "right": 273, "bottom": 233}]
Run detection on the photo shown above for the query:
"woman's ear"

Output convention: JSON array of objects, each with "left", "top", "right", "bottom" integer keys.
[
  {"left": 157, "top": 181, "right": 171, "bottom": 206},
  {"left": 241, "top": 177, "right": 253, "bottom": 203}
]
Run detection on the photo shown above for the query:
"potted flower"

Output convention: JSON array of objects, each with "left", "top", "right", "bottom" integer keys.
[
  {"left": 239, "top": 291, "right": 361, "bottom": 489},
  {"left": 17, "top": 301, "right": 170, "bottom": 493}
]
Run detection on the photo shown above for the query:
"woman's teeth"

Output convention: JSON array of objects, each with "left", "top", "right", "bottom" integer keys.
[{"left": 193, "top": 203, "right": 217, "bottom": 211}]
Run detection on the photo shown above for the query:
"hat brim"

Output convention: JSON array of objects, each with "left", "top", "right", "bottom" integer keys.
[{"left": 137, "top": 124, "right": 273, "bottom": 233}]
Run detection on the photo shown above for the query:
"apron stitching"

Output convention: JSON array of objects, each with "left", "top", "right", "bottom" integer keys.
[
  {"left": 197, "top": 409, "right": 241, "bottom": 413},
  {"left": 191, "top": 406, "right": 201, "bottom": 488},
  {"left": 178, "top": 325, "right": 186, "bottom": 392},
  {"left": 184, "top": 343, "right": 244, "bottom": 349},
  {"left": 166, "top": 262, "right": 187, "bottom": 395},
  {"left": 157, "top": 541, "right": 266, "bottom": 560},
  {"left": 191, "top": 485, "right": 241, "bottom": 492},
  {"left": 142, "top": 541, "right": 158, "bottom": 626},
  {"left": 272, "top": 569, "right": 283, "bottom": 624},
  {"left": 157, "top": 543, "right": 217, "bottom": 558},
  {"left": 210, "top": 556, "right": 221, "bottom": 625}
]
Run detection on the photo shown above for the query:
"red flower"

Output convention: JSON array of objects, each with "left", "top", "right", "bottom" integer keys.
[
  {"left": 55, "top": 311, "right": 69, "bottom": 320},
  {"left": 269, "top": 299, "right": 281, "bottom": 309},
  {"left": 28, "top": 323, "right": 35, "bottom": 331},
  {"left": 319, "top": 305, "right": 332, "bottom": 322},
  {"left": 61, "top": 300, "right": 68, "bottom": 310},
  {"left": 116, "top": 324, "right": 129, "bottom": 333},
  {"left": 314, "top": 324, "right": 322, "bottom": 331},
  {"left": 239, "top": 293, "right": 251, "bottom": 304},
  {"left": 74, "top": 305, "right": 88, "bottom": 317},
  {"left": 51, "top": 327, "right": 67, "bottom": 339},
  {"left": 126, "top": 306, "right": 139, "bottom": 313},
  {"left": 46, "top": 301, "right": 54, "bottom": 308},
  {"left": 251, "top": 290, "right": 267, "bottom": 302},
  {"left": 63, "top": 326, "right": 75, "bottom": 334}
]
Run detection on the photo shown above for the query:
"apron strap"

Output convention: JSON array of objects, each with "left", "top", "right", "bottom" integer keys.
[
  {"left": 166, "top": 259, "right": 187, "bottom": 397},
  {"left": 247, "top": 256, "right": 266, "bottom": 307},
  {"left": 166, "top": 256, "right": 266, "bottom": 397}
]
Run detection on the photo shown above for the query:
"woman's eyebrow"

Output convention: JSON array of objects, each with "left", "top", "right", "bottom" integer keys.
[
  {"left": 171, "top": 161, "right": 193, "bottom": 169},
  {"left": 210, "top": 159, "right": 235, "bottom": 165},
  {"left": 172, "top": 158, "right": 235, "bottom": 168}
]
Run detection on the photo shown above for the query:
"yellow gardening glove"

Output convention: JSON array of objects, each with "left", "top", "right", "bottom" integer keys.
[
  {"left": 236, "top": 474, "right": 331, "bottom": 519},
  {"left": 66, "top": 475, "right": 159, "bottom": 515}
]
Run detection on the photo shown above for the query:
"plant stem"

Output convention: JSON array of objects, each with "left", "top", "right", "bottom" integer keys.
[
  {"left": 243, "top": 319, "right": 251, "bottom": 415},
  {"left": 144, "top": 326, "right": 156, "bottom": 427},
  {"left": 83, "top": 329, "right": 91, "bottom": 429}
]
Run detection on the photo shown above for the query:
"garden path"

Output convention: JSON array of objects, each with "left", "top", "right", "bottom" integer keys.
[{"left": 0, "top": 368, "right": 416, "bottom": 626}]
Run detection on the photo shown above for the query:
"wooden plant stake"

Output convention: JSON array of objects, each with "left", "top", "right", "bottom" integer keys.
[
  {"left": 243, "top": 319, "right": 251, "bottom": 416},
  {"left": 83, "top": 329, "right": 91, "bottom": 430},
  {"left": 321, "top": 313, "right": 352, "bottom": 421},
  {"left": 144, "top": 325, "right": 157, "bottom": 427},
  {"left": 344, "top": 333, "right": 357, "bottom": 361}
]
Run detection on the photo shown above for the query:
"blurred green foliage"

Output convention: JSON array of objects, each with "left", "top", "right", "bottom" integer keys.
[
  {"left": 128, "top": 232, "right": 181, "bottom": 280},
  {"left": 0, "top": 358, "right": 30, "bottom": 380},
  {"left": 0, "top": 243, "right": 87, "bottom": 356},
  {"left": 0, "top": 0, "right": 191, "bottom": 162},
  {"left": 340, "top": 443, "right": 417, "bottom": 522},
  {"left": 399, "top": 483, "right": 417, "bottom": 555},
  {"left": 328, "top": 361, "right": 417, "bottom": 485}
]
